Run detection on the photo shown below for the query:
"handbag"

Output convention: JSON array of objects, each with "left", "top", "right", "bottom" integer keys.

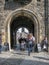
[{"left": 43, "top": 44, "right": 46, "bottom": 49}]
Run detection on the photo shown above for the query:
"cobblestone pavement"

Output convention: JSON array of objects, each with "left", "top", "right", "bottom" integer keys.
[{"left": 0, "top": 50, "right": 49, "bottom": 65}]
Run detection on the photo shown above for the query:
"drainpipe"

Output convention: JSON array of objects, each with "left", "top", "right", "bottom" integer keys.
[{"left": 44, "top": 0, "right": 48, "bottom": 50}]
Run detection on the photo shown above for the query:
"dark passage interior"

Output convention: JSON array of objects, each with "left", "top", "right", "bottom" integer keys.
[{"left": 10, "top": 16, "right": 34, "bottom": 49}]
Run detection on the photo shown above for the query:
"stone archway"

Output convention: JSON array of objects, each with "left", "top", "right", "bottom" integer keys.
[
  {"left": 5, "top": 9, "right": 41, "bottom": 50},
  {"left": 10, "top": 16, "right": 35, "bottom": 49}
]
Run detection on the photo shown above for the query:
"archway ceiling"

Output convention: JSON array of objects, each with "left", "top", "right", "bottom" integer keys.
[{"left": 10, "top": 16, "right": 34, "bottom": 31}]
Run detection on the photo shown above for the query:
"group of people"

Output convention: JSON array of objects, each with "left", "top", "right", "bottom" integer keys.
[
  {"left": 18, "top": 33, "right": 35, "bottom": 56},
  {"left": 0, "top": 42, "right": 9, "bottom": 54},
  {"left": 0, "top": 33, "right": 48, "bottom": 55},
  {"left": 18, "top": 33, "right": 48, "bottom": 56}
]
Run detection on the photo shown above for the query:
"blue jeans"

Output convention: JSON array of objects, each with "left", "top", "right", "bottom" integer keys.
[{"left": 28, "top": 44, "right": 32, "bottom": 56}]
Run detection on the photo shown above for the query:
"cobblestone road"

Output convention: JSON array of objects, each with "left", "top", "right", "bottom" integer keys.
[{"left": 0, "top": 50, "right": 49, "bottom": 65}]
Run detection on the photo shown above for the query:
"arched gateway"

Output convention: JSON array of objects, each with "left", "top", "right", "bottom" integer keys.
[{"left": 5, "top": 9, "right": 41, "bottom": 50}]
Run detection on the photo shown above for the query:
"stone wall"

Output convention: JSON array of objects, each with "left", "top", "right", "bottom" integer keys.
[{"left": 0, "top": 0, "right": 46, "bottom": 44}]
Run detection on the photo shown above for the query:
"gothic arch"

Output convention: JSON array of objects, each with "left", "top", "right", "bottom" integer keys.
[{"left": 5, "top": 9, "right": 41, "bottom": 50}]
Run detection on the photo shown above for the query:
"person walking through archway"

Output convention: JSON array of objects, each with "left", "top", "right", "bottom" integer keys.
[{"left": 27, "top": 33, "right": 35, "bottom": 56}]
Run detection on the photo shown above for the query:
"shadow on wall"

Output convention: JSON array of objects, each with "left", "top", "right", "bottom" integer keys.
[{"left": 4, "top": 0, "right": 32, "bottom": 10}]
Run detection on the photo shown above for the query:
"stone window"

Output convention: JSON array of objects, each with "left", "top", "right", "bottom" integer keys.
[
  {"left": 13, "top": 0, "right": 30, "bottom": 2},
  {"left": 37, "top": 0, "right": 41, "bottom": 2},
  {"left": 13, "top": 0, "right": 32, "bottom": 4},
  {"left": 5, "top": 0, "right": 9, "bottom": 1},
  {"left": 37, "top": 0, "right": 41, "bottom": 6}
]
